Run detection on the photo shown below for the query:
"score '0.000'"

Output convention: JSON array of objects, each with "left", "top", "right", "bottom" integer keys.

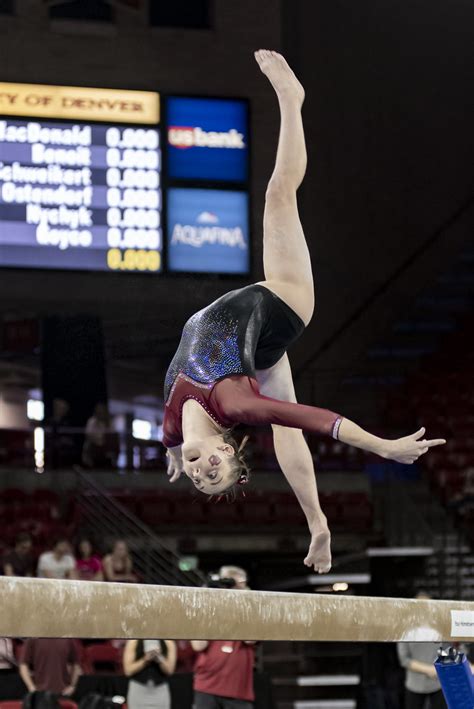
[{"left": 107, "top": 247, "right": 161, "bottom": 272}]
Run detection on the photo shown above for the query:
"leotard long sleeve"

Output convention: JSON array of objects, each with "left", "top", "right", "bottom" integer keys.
[{"left": 163, "top": 374, "right": 342, "bottom": 448}]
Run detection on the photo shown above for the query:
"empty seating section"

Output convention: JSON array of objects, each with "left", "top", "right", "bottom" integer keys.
[
  {"left": 0, "top": 488, "right": 72, "bottom": 560},
  {"left": 82, "top": 642, "right": 123, "bottom": 674},
  {"left": 0, "top": 485, "right": 373, "bottom": 545},
  {"left": 385, "top": 315, "right": 474, "bottom": 524},
  {"left": 109, "top": 488, "right": 373, "bottom": 532},
  {"left": 0, "top": 429, "right": 32, "bottom": 467}
]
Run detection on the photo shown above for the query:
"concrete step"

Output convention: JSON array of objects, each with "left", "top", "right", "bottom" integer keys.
[
  {"left": 293, "top": 702, "right": 356, "bottom": 709},
  {"left": 273, "top": 675, "right": 360, "bottom": 688},
  {"left": 277, "top": 703, "right": 357, "bottom": 709}
]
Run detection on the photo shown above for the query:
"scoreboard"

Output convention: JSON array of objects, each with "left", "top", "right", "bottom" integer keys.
[
  {"left": 0, "top": 119, "right": 162, "bottom": 272},
  {"left": 0, "top": 82, "right": 250, "bottom": 275}
]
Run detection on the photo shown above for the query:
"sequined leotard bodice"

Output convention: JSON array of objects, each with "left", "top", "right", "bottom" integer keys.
[
  {"left": 164, "top": 285, "right": 304, "bottom": 400},
  {"left": 163, "top": 285, "right": 343, "bottom": 448}
]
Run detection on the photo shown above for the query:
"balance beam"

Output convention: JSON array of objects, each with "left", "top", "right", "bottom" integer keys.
[{"left": 1, "top": 577, "right": 473, "bottom": 642}]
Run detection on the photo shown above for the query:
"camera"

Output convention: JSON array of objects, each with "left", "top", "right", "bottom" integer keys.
[{"left": 205, "top": 572, "right": 237, "bottom": 589}]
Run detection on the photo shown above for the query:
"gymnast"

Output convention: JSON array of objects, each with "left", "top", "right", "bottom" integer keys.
[{"left": 163, "top": 50, "right": 446, "bottom": 573}]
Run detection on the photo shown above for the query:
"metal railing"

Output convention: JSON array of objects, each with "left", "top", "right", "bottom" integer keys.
[{"left": 74, "top": 468, "right": 205, "bottom": 587}]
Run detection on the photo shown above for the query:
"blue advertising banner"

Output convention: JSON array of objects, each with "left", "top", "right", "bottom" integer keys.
[
  {"left": 166, "top": 188, "right": 249, "bottom": 274},
  {"left": 166, "top": 97, "right": 249, "bottom": 182}
]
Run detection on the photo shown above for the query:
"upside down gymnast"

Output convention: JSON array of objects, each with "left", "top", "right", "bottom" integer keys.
[{"left": 163, "top": 50, "right": 446, "bottom": 573}]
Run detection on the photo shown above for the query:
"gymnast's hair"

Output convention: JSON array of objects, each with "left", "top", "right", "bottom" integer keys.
[{"left": 216, "top": 431, "right": 251, "bottom": 502}]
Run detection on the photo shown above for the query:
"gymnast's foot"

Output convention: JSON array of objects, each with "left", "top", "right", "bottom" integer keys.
[
  {"left": 304, "top": 527, "right": 332, "bottom": 574},
  {"left": 254, "top": 49, "right": 305, "bottom": 106}
]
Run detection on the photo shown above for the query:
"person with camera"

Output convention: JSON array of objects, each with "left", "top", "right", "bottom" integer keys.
[
  {"left": 123, "top": 638, "right": 176, "bottom": 709},
  {"left": 192, "top": 566, "right": 256, "bottom": 709}
]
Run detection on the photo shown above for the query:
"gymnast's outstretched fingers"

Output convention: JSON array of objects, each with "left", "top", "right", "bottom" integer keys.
[
  {"left": 385, "top": 427, "right": 446, "bottom": 465},
  {"left": 166, "top": 448, "right": 184, "bottom": 483}
]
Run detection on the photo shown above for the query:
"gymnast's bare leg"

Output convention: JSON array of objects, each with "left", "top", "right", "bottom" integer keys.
[
  {"left": 254, "top": 50, "right": 314, "bottom": 325},
  {"left": 257, "top": 355, "right": 332, "bottom": 573},
  {"left": 253, "top": 50, "right": 331, "bottom": 573}
]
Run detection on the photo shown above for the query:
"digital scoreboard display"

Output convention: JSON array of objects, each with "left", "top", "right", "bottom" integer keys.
[
  {"left": 0, "top": 83, "right": 250, "bottom": 276},
  {"left": 0, "top": 119, "right": 162, "bottom": 272},
  {"left": 0, "top": 83, "right": 162, "bottom": 273}
]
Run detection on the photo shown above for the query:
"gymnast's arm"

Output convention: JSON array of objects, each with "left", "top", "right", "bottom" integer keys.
[{"left": 217, "top": 379, "right": 446, "bottom": 464}]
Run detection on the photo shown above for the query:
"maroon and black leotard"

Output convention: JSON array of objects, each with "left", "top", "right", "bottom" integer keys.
[{"left": 163, "top": 285, "right": 343, "bottom": 448}]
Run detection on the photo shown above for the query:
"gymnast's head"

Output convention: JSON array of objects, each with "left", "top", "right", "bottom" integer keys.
[{"left": 181, "top": 432, "right": 250, "bottom": 497}]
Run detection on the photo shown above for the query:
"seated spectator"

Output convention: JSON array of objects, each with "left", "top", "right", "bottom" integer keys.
[
  {"left": 0, "top": 638, "right": 16, "bottom": 675},
  {"left": 76, "top": 539, "right": 103, "bottom": 581},
  {"left": 19, "top": 639, "right": 81, "bottom": 695},
  {"left": 103, "top": 539, "right": 137, "bottom": 583},
  {"left": 3, "top": 533, "right": 35, "bottom": 577},
  {"left": 82, "top": 403, "right": 118, "bottom": 469},
  {"left": 37, "top": 539, "right": 77, "bottom": 579}
]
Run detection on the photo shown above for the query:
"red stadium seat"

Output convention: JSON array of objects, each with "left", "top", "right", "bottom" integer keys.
[
  {"left": 271, "top": 492, "right": 306, "bottom": 526},
  {"left": 205, "top": 498, "right": 241, "bottom": 525},
  {"left": 31, "top": 489, "right": 60, "bottom": 503},
  {"left": 240, "top": 494, "right": 273, "bottom": 525},
  {"left": 140, "top": 497, "right": 174, "bottom": 526},
  {"left": 0, "top": 488, "right": 28, "bottom": 502},
  {"left": 83, "top": 642, "right": 122, "bottom": 675},
  {"left": 170, "top": 494, "right": 205, "bottom": 525},
  {"left": 59, "top": 701, "right": 78, "bottom": 709}
]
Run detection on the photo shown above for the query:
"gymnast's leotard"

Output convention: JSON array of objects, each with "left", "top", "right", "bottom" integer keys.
[{"left": 163, "top": 284, "right": 343, "bottom": 448}]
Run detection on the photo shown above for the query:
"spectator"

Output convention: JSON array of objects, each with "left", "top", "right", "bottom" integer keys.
[
  {"left": 19, "top": 639, "right": 81, "bottom": 695},
  {"left": 0, "top": 638, "right": 16, "bottom": 674},
  {"left": 192, "top": 566, "right": 256, "bottom": 709},
  {"left": 175, "top": 641, "right": 197, "bottom": 674},
  {"left": 123, "top": 639, "right": 176, "bottom": 709},
  {"left": 397, "top": 592, "right": 448, "bottom": 708},
  {"left": 218, "top": 566, "right": 249, "bottom": 590},
  {"left": 37, "top": 539, "right": 77, "bottom": 579},
  {"left": 76, "top": 538, "right": 103, "bottom": 581},
  {"left": 82, "top": 403, "right": 118, "bottom": 469},
  {"left": 103, "top": 540, "right": 137, "bottom": 583},
  {"left": 3, "top": 533, "right": 35, "bottom": 577}
]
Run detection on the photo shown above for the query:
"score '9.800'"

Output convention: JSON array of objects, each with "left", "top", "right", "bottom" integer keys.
[{"left": 107, "top": 248, "right": 161, "bottom": 272}]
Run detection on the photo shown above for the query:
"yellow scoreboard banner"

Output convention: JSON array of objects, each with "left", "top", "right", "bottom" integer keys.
[{"left": 0, "top": 82, "right": 160, "bottom": 124}]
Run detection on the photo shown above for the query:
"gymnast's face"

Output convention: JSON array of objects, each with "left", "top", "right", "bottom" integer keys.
[{"left": 182, "top": 436, "right": 236, "bottom": 495}]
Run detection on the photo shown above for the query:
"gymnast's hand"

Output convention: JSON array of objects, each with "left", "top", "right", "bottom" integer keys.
[
  {"left": 166, "top": 448, "right": 184, "bottom": 483},
  {"left": 385, "top": 427, "right": 446, "bottom": 464}
]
